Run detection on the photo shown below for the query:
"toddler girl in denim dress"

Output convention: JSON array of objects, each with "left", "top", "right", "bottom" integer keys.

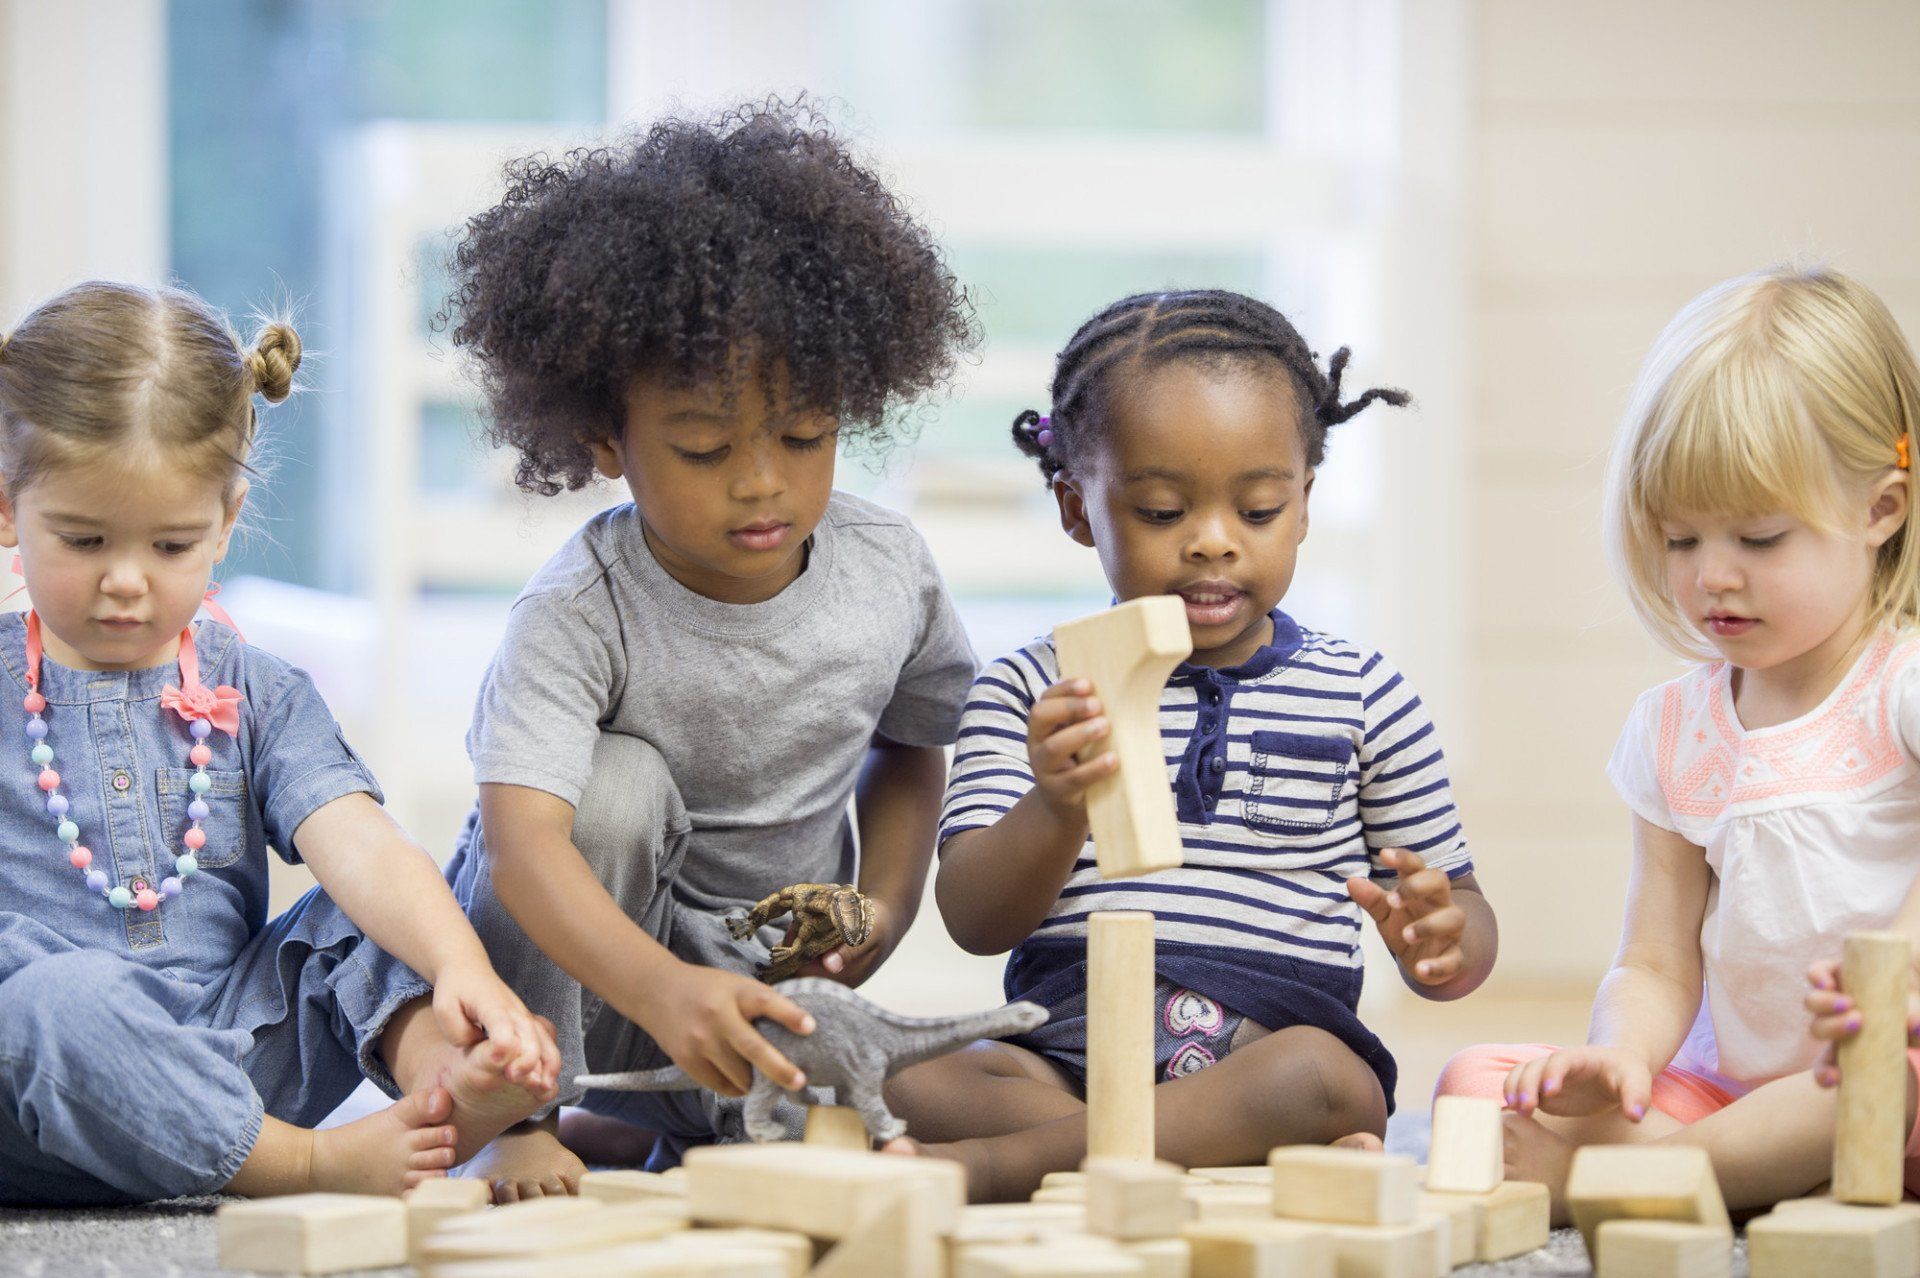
[{"left": 0, "top": 281, "right": 559, "bottom": 1205}]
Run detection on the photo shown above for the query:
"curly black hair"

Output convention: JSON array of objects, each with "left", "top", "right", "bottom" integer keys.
[
  {"left": 1010, "top": 289, "right": 1410, "bottom": 485},
  {"left": 445, "top": 97, "right": 977, "bottom": 495}
]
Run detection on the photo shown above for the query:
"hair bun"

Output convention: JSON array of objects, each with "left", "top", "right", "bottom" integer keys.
[{"left": 245, "top": 322, "right": 302, "bottom": 403}]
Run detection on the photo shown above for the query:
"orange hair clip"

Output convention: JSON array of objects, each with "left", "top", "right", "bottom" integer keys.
[{"left": 1899, "top": 433, "right": 1912, "bottom": 471}]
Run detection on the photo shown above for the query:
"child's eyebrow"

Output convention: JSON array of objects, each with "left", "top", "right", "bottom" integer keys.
[
  {"left": 44, "top": 510, "right": 211, "bottom": 534},
  {"left": 1120, "top": 466, "right": 1296, "bottom": 484},
  {"left": 660, "top": 408, "right": 735, "bottom": 427}
]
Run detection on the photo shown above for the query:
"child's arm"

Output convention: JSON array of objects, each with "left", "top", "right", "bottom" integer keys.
[
  {"left": 294, "top": 792, "right": 560, "bottom": 1090},
  {"left": 1505, "top": 813, "right": 1711, "bottom": 1120},
  {"left": 479, "top": 782, "right": 813, "bottom": 1097},
  {"left": 793, "top": 734, "right": 945, "bottom": 984},
  {"left": 936, "top": 678, "right": 1117, "bottom": 954}
]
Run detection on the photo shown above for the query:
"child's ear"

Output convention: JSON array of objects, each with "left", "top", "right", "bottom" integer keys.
[
  {"left": 1867, "top": 468, "right": 1910, "bottom": 549},
  {"left": 1297, "top": 471, "right": 1314, "bottom": 544},
  {"left": 1051, "top": 473, "right": 1096, "bottom": 549},
  {"left": 213, "top": 479, "right": 249, "bottom": 563},
  {"left": 0, "top": 479, "right": 18, "bottom": 551},
  {"left": 588, "top": 438, "right": 625, "bottom": 481}
]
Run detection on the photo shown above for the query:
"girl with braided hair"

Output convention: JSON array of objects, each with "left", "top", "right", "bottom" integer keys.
[{"left": 890, "top": 288, "right": 1499, "bottom": 1199}]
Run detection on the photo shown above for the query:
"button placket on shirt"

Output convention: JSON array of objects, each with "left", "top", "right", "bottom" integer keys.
[
  {"left": 90, "top": 681, "right": 163, "bottom": 949},
  {"left": 1186, "top": 671, "right": 1231, "bottom": 819}
]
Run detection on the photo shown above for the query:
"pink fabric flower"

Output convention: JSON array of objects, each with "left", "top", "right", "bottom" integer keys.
[{"left": 162, "top": 681, "right": 244, "bottom": 738}]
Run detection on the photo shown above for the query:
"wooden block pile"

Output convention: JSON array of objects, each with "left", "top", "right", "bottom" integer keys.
[{"left": 1740, "top": 931, "right": 1920, "bottom": 1278}]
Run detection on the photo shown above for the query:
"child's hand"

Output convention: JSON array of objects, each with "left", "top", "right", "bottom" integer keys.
[
  {"left": 1027, "top": 678, "right": 1118, "bottom": 820},
  {"left": 1345, "top": 848, "right": 1465, "bottom": 985},
  {"left": 790, "top": 898, "right": 893, "bottom": 987},
  {"left": 1804, "top": 957, "right": 1920, "bottom": 1087},
  {"left": 431, "top": 959, "right": 563, "bottom": 1094},
  {"left": 1503, "top": 1046, "right": 1654, "bottom": 1120},
  {"left": 645, "top": 961, "right": 815, "bottom": 1097}
]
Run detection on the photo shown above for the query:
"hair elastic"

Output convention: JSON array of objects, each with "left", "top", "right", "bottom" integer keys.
[
  {"left": 1035, "top": 415, "right": 1054, "bottom": 448},
  {"left": 1898, "top": 433, "right": 1911, "bottom": 471}
]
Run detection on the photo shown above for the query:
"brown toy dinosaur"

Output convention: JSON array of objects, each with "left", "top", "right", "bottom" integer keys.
[{"left": 727, "top": 882, "right": 875, "bottom": 982}]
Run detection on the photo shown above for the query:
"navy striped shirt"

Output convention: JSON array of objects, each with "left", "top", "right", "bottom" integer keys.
[{"left": 939, "top": 610, "right": 1471, "bottom": 977}]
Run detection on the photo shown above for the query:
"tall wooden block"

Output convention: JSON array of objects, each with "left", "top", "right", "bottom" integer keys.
[
  {"left": 1834, "top": 932, "right": 1913, "bottom": 1205},
  {"left": 1268, "top": 1147, "right": 1418, "bottom": 1226},
  {"left": 1749, "top": 1200, "right": 1920, "bottom": 1278},
  {"left": 216, "top": 1194, "right": 408, "bottom": 1275},
  {"left": 1565, "top": 1146, "right": 1730, "bottom": 1264},
  {"left": 1181, "top": 1220, "right": 1334, "bottom": 1278},
  {"left": 1424, "top": 1096, "right": 1504, "bottom": 1193},
  {"left": 1416, "top": 1192, "right": 1478, "bottom": 1269},
  {"left": 1594, "top": 1221, "right": 1731, "bottom": 1278},
  {"left": 1086, "top": 1158, "right": 1192, "bottom": 1240},
  {"left": 1053, "top": 597, "right": 1191, "bottom": 879},
  {"left": 684, "top": 1142, "right": 964, "bottom": 1240},
  {"left": 1088, "top": 910, "right": 1158, "bottom": 1163}
]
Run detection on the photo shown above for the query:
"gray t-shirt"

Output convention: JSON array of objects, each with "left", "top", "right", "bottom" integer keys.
[{"left": 462, "top": 490, "right": 977, "bottom": 913}]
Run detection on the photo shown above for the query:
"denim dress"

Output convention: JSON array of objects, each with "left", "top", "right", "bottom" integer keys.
[{"left": 0, "top": 613, "right": 429, "bottom": 1204}]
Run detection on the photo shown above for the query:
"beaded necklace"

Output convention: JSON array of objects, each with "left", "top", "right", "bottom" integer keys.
[{"left": 23, "top": 610, "right": 243, "bottom": 909}]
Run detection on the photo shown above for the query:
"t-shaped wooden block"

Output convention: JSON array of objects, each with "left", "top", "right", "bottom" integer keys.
[{"left": 1053, "top": 596, "right": 1191, "bottom": 880}]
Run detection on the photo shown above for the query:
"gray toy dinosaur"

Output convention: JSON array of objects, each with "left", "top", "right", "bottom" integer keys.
[{"left": 574, "top": 977, "right": 1048, "bottom": 1144}]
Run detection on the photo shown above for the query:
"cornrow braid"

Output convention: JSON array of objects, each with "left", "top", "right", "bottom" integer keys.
[{"left": 1010, "top": 288, "right": 1409, "bottom": 484}]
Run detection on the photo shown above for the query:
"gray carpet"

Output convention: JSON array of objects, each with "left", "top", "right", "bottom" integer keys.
[{"left": 0, "top": 1114, "right": 1744, "bottom": 1276}]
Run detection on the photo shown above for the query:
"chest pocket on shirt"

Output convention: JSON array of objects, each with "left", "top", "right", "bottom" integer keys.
[
  {"left": 1244, "top": 730, "right": 1354, "bottom": 834},
  {"left": 156, "top": 767, "right": 249, "bottom": 870}
]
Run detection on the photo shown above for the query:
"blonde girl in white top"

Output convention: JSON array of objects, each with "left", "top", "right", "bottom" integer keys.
[{"left": 1435, "top": 264, "right": 1920, "bottom": 1219}]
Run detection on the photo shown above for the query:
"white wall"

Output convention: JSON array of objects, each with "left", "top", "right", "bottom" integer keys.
[{"left": 1458, "top": 0, "right": 1920, "bottom": 991}]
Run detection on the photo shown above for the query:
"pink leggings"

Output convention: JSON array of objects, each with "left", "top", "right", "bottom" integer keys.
[{"left": 1437, "top": 1043, "right": 1920, "bottom": 1196}]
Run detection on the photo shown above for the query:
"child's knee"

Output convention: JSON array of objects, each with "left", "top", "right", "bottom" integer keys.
[
  {"left": 1435, "top": 1043, "right": 1546, "bottom": 1101},
  {"left": 1248, "top": 1026, "right": 1387, "bottom": 1140}
]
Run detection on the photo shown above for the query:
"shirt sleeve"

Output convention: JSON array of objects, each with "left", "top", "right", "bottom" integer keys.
[
  {"left": 1355, "top": 651, "right": 1472, "bottom": 881},
  {"left": 249, "top": 665, "right": 383, "bottom": 864},
  {"left": 875, "top": 536, "right": 979, "bottom": 748},
  {"left": 467, "top": 591, "right": 618, "bottom": 808},
  {"left": 937, "top": 648, "right": 1051, "bottom": 851},
  {"left": 1891, "top": 648, "right": 1920, "bottom": 765},
  {"left": 1606, "top": 685, "right": 1679, "bottom": 832}
]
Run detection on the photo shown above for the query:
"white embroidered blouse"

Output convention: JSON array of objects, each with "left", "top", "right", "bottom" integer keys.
[{"left": 1609, "top": 626, "right": 1920, "bottom": 1090}]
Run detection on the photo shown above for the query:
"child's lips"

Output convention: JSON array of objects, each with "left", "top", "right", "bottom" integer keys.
[
  {"left": 1706, "top": 615, "right": 1756, "bottom": 637},
  {"left": 729, "top": 521, "right": 790, "bottom": 552},
  {"left": 1176, "top": 584, "right": 1246, "bottom": 627}
]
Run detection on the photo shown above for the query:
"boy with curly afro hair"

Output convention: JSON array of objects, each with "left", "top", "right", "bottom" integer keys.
[{"left": 439, "top": 98, "right": 980, "bottom": 1196}]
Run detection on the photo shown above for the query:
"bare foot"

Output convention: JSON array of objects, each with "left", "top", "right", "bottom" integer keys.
[
  {"left": 411, "top": 1032, "right": 556, "bottom": 1166},
  {"left": 1503, "top": 1111, "right": 1577, "bottom": 1226},
  {"left": 309, "top": 1087, "right": 458, "bottom": 1195},
  {"left": 460, "top": 1120, "right": 586, "bottom": 1204},
  {"left": 1332, "top": 1131, "right": 1385, "bottom": 1152}
]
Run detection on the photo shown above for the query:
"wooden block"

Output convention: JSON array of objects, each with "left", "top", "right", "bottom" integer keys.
[
  {"left": 429, "top": 1239, "right": 791, "bottom": 1278},
  {"left": 675, "top": 1229, "right": 814, "bottom": 1278},
  {"left": 1318, "top": 1220, "right": 1446, "bottom": 1278},
  {"left": 405, "top": 1179, "right": 493, "bottom": 1260},
  {"left": 953, "top": 1202, "right": 1091, "bottom": 1246},
  {"left": 1268, "top": 1147, "right": 1418, "bottom": 1226},
  {"left": 1125, "top": 1236, "right": 1192, "bottom": 1278},
  {"left": 1188, "top": 1166, "right": 1271, "bottom": 1187},
  {"left": 1034, "top": 1186, "right": 1090, "bottom": 1205},
  {"left": 1424, "top": 1096, "right": 1503, "bottom": 1194},
  {"left": 1087, "top": 1158, "right": 1192, "bottom": 1240},
  {"left": 1180, "top": 1219, "right": 1334, "bottom": 1277},
  {"left": 1835, "top": 932, "right": 1913, "bottom": 1205},
  {"left": 1595, "top": 1220, "right": 1731, "bottom": 1278},
  {"left": 1053, "top": 596, "right": 1191, "bottom": 879},
  {"left": 1043, "top": 1172, "right": 1091, "bottom": 1191},
  {"left": 1566, "top": 1146, "right": 1730, "bottom": 1264},
  {"left": 1749, "top": 1201, "right": 1920, "bottom": 1278},
  {"left": 1182, "top": 1184, "right": 1273, "bottom": 1222},
  {"left": 1474, "top": 1180, "right": 1550, "bottom": 1262},
  {"left": 579, "top": 1168, "right": 689, "bottom": 1202},
  {"left": 810, "top": 1181, "right": 945, "bottom": 1278},
  {"left": 1415, "top": 1192, "right": 1477, "bottom": 1268},
  {"left": 684, "top": 1142, "right": 964, "bottom": 1240},
  {"left": 1088, "top": 911, "right": 1158, "bottom": 1164},
  {"left": 216, "top": 1194, "right": 408, "bottom": 1274},
  {"left": 957, "top": 1242, "right": 1148, "bottom": 1275},
  {"left": 805, "top": 1104, "right": 873, "bottom": 1152},
  {"left": 417, "top": 1201, "right": 684, "bottom": 1268}
]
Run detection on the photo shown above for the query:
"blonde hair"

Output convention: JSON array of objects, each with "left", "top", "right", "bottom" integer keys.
[
  {"left": 0, "top": 280, "right": 299, "bottom": 498},
  {"left": 1604, "top": 264, "right": 1920, "bottom": 660}
]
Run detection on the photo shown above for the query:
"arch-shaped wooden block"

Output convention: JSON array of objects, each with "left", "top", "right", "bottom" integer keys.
[{"left": 1053, "top": 597, "right": 1191, "bottom": 880}]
